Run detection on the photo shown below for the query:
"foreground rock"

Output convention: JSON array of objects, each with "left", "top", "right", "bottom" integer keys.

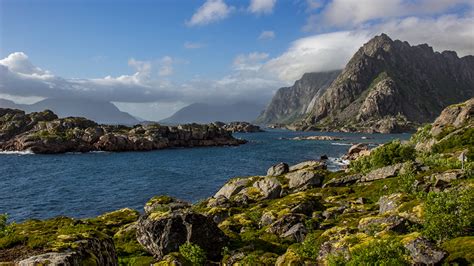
[
  {"left": 0, "top": 108, "right": 246, "bottom": 154},
  {"left": 136, "top": 196, "right": 228, "bottom": 260},
  {"left": 342, "top": 143, "right": 370, "bottom": 161}
]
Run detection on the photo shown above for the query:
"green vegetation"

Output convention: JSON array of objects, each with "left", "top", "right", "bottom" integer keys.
[
  {"left": 347, "top": 238, "right": 409, "bottom": 265},
  {"left": 423, "top": 189, "right": 474, "bottom": 242},
  {"left": 432, "top": 127, "right": 474, "bottom": 161},
  {"left": 179, "top": 242, "right": 207, "bottom": 265},
  {"left": 350, "top": 140, "right": 415, "bottom": 173}
]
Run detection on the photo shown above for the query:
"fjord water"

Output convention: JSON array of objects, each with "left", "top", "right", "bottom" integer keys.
[{"left": 0, "top": 130, "right": 409, "bottom": 222}]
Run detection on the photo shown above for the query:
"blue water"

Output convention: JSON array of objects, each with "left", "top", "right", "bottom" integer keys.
[{"left": 0, "top": 130, "right": 410, "bottom": 222}]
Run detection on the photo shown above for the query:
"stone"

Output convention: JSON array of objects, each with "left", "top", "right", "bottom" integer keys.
[
  {"left": 253, "top": 177, "right": 282, "bottom": 200},
  {"left": 280, "top": 223, "right": 307, "bottom": 242},
  {"left": 323, "top": 174, "right": 361, "bottom": 187},
  {"left": 378, "top": 193, "right": 404, "bottom": 214},
  {"left": 266, "top": 214, "right": 305, "bottom": 236},
  {"left": 214, "top": 178, "right": 249, "bottom": 199},
  {"left": 286, "top": 170, "right": 323, "bottom": 190},
  {"left": 358, "top": 215, "right": 410, "bottom": 234},
  {"left": 260, "top": 212, "right": 277, "bottom": 227},
  {"left": 136, "top": 209, "right": 228, "bottom": 261},
  {"left": 267, "top": 162, "right": 289, "bottom": 176},
  {"left": 343, "top": 143, "right": 370, "bottom": 160},
  {"left": 18, "top": 238, "right": 117, "bottom": 266},
  {"left": 289, "top": 160, "right": 325, "bottom": 172},
  {"left": 360, "top": 163, "right": 403, "bottom": 182},
  {"left": 405, "top": 237, "right": 446, "bottom": 265}
]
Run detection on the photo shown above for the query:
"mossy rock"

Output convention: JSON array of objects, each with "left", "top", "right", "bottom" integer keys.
[{"left": 442, "top": 236, "right": 474, "bottom": 264}]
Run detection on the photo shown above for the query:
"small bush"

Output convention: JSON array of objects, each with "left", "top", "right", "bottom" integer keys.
[
  {"left": 0, "top": 214, "right": 13, "bottom": 237},
  {"left": 350, "top": 140, "right": 416, "bottom": 173},
  {"left": 423, "top": 188, "right": 473, "bottom": 242},
  {"left": 296, "top": 231, "right": 325, "bottom": 260},
  {"left": 397, "top": 173, "right": 417, "bottom": 194},
  {"left": 345, "top": 238, "right": 409, "bottom": 265},
  {"left": 179, "top": 242, "right": 206, "bottom": 265}
]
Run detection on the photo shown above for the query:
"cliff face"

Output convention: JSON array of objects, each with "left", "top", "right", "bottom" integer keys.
[
  {"left": 255, "top": 71, "right": 341, "bottom": 125},
  {"left": 297, "top": 34, "right": 474, "bottom": 133}
]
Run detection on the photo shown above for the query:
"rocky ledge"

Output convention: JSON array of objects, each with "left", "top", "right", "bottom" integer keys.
[
  {"left": 291, "top": 135, "right": 345, "bottom": 141},
  {"left": 0, "top": 108, "right": 246, "bottom": 154},
  {"left": 0, "top": 99, "right": 472, "bottom": 265},
  {"left": 213, "top": 121, "right": 264, "bottom": 133}
]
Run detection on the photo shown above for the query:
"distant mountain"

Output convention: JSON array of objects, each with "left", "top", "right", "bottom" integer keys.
[
  {"left": 0, "top": 98, "right": 139, "bottom": 125},
  {"left": 294, "top": 34, "right": 474, "bottom": 133},
  {"left": 160, "top": 102, "right": 264, "bottom": 124},
  {"left": 255, "top": 71, "right": 341, "bottom": 125}
]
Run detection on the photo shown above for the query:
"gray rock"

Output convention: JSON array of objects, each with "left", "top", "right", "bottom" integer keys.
[
  {"left": 405, "top": 237, "right": 446, "bottom": 265},
  {"left": 253, "top": 177, "right": 282, "bottom": 200},
  {"left": 289, "top": 160, "right": 326, "bottom": 172},
  {"left": 323, "top": 174, "right": 361, "bottom": 187},
  {"left": 18, "top": 238, "right": 117, "bottom": 266},
  {"left": 360, "top": 163, "right": 403, "bottom": 182},
  {"left": 378, "top": 193, "right": 404, "bottom": 214},
  {"left": 267, "top": 162, "right": 289, "bottom": 176},
  {"left": 358, "top": 215, "right": 410, "bottom": 234},
  {"left": 286, "top": 170, "right": 322, "bottom": 190},
  {"left": 266, "top": 214, "right": 305, "bottom": 235},
  {"left": 260, "top": 212, "right": 277, "bottom": 227},
  {"left": 214, "top": 178, "right": 249, "bottom": 199},
  {"left": 136, "top": 209, "right": 228, "bottom": 261},
  {"left": 280, "top": 223, "right": 307, "bottom": 242}
]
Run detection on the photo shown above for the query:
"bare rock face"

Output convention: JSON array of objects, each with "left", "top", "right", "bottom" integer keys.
[
  {"left": 360, "top": 163, "right": 403, "bottom": 182},
  {"left": 0, "top": 108, "right": 246, "bottom": 154},
  {"left": 405, "top": 237, "right": 446, "bottom": 265},
  {"left": 219, "top": 121, "right": 264, "bottom": 133},
  {"left": 297, "top": 34, "right": 474, "bottom": 133},
  {"left": 255, "top": 71, "right": 341, "bottom": 125},
  {"left": 286, "top": 170, "right": 323, "bottom": 191},
  {"left": 18, "top": 238, "right": 117, "bottom": 266},
  {"left": 430, "top": 98, "right": 474, "bottom": 137},
  {"left": 267, "top": 162, "right": 290, "bottom": 176},
  {"left": 214, "top": 178, "right": 249, "bottom": 199},
  {"left": 253, "top": 177, "right": 282, "bottom": 200},
  {"left": 136, "top": 197, "right": 228, "bottom": 261}
]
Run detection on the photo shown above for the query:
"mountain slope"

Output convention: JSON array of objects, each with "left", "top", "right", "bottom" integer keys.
[
  {"left": 297, "top": 34, "right": 474, "bottom": 133},
  {"left": 0, "top": 98, "right": 139, "bottom": 125},
  {"left": 160, "top": 102, "right": 264, "bottom": 124},
  {"left": 255, "top": 70, "right": 341, "bottom": 125}
]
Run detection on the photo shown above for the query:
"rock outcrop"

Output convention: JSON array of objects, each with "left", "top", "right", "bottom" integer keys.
[
  {"left": 215, "top": 121, "right": 264, "bottom": 133},
  {"left": 136, "top": 197, "right": 228, "bottom": 260},
  {"left": 295, "top": 34, "right": 474, "bottom": 133},
  {"left": 0, "top": 108, "right": 246, "bottom": 154},
  {"left": 255, "top": 71, "right": 341, "bottom": 125}
]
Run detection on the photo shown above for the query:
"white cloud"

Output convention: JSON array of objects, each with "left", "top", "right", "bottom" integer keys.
[
  {"left": 184, "top": 41, "right": 206, "bottom": 49},
  {"left": 186, "top": 0, "right": 233, "bottom": 26},
  {"left": 258, "top": 30, "right": 275, "bottom": 40},
  {"left": 158, "top": 56, "right": 174, "bottom": 77},
  {"left": 233, "top": 52, "right": 269, "bottom": 71},
  {"left": 248, "top": 0, "right": 276, "bottom": 14},
  {"left": 306, "top": 0, "right": 322, "bottom": 11},
  {"left": 314, "top": 0, "right": 472, "bottom": 27}
]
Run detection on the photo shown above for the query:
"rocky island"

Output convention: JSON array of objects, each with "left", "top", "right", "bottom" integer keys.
[
  {"left": 1, "top": 98, "right": 472, "bottom": 265},
  {"left": 0, "top": 108, "right": 246, "bottom": 154}
]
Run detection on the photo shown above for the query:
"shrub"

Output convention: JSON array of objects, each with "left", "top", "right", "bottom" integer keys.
[
  {"left": 350, "top": 140, "right": 416, "bottom": 173},
  {"left": 179, "top": 242, "right": 206, "bottom": 265},
  {"left": 296, "top": 231, "right": 325, "bottom": 260},
  {"left": 423, "top": 188, "right": 473, "bottom": 242},
  {"left": 345, "top": 238, "right": 409, "bottom": 265},
  {"left": 397, "top": 173, "right": 417, "bottom": 194},
  {"left": 0, "top": 214, "right": 13, "bottom": 237}
]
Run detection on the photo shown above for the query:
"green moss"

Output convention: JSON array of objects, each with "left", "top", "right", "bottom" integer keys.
[
  {"left": 343, "top": 238, "right": 409, "bottom": 265},
  {"left": 179, "top": 242, "right": 206, "bottom": 265},
  {"left": 442, "top": 236, "right": 474, "bottom": 264}
]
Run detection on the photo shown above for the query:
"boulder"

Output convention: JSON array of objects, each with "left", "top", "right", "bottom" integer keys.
[
  {"left": 405, "top": 237, "right": 446, "bottom": 265},
  {"left": 253, "top": 177, "right": 282, "bottom": 200},
  {"left": 358, "top": 215, "right": 410, "bottom": 234},
  {"left": 323, "top": 174, "right": 361, "bottom": 187},
  {"left": 214, "top": 178, "right": 249, "bottom": 199},
  {"left": 136, "top": 208, "right": 228, "bottom": 261},
  {"left": 289, "top": 160, "right": 326, "bottom": 172},
  {"left": 378, "top": 193, "right": 404, "bottom": 214},
  {"left": 18, "top": 238, "right": 117, "bottom": 266},
  {"left": 280, "top": 223, "right": 307, "bottom": 242},
  {"left": 360, "top": 163, "right": 403, "bottom": 182},
  {"left": 266, "top": 214, "right": 305, "bottom": 236},
  {"left": 343, "top": 143, "right": 370, "bottom": 161},
  {"left": 286, "top": 170, "right": 323, "bottom": 190},
  {"left": 267, "top": 162, "right": 289, "bottom": 176}
]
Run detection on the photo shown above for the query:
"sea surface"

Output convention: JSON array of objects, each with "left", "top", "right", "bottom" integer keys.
[{"left": 0, "top": 129, "right": 410, "bottom": 222}]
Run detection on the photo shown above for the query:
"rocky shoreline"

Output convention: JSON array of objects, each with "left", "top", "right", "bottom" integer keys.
[
  {"left": 0, "top": 108, "right": 247, "bottom": 154},
  {"left": 0, "top": 98, "right": 472, "bottom": 265}
]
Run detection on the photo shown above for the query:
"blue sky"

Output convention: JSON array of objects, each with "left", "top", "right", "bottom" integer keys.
[{"left": 1, "top": 0, "right": 473, "bottom": 120}]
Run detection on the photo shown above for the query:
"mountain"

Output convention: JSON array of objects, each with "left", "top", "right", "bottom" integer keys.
[
  {"left": 160, "top": 102, "right": 264, "bottom": 124},
  {"left": 255, "top": 71, "right": 341, "bottom": 125},
  {"left": 294, "top": 34, "right": 474, "bottom": 133},
  {"left": 0, "top": 98, "right": 140, "bottom": 125}
]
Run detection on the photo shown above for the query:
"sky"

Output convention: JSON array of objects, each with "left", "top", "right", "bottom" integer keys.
[{"left": 0, "top": 0, "right": 473, "bottom": 120}]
